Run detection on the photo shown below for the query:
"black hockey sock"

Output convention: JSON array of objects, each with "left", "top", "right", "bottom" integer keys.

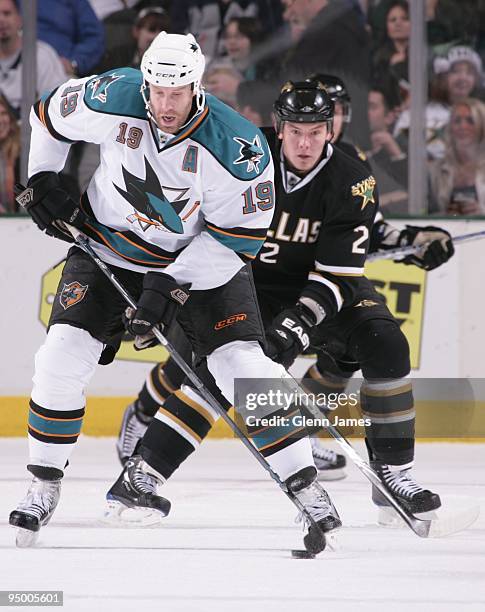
[
  {"left": 137, "top": 358, "right": 186, "bottom": 419},
  {"left": 139, "top": 387, "right": 216, "bottom": 479},
  {"left": 300, "top": 364, "right": 355, "bottom": 436},
  {"left": 350, "top": 319, "right": 415, "bottom": 465},
  {"left": 361, "top": 380, "right": 415, "bottom": 466}
]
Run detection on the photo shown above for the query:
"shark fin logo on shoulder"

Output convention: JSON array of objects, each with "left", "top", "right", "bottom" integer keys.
[
  {"left": 233, "top": 135, "right": 264, "bottom": 173},
  {"left": 89, "top": 73, "right": 125, "bottom": 103}
]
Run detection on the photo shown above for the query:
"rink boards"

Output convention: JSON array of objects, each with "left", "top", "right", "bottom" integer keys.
[{"left": 1, "top": 218, "right": 485, "bottom": 439}]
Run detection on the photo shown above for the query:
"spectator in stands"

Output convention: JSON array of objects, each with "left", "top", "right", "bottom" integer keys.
[
  {"left": 219, "top": 17, "right": 262, "bottom": 80},
  {"left": 204, "top": 62, "right": 242, "bottom": 107},
  {"left": 367, "top": 83, "right": 408, "bottom": 212},
  {"left": 434, "top": 46, "right": 484, "bottom": 105},
  {"left": 426, "top": 0, "right": 478, "bottom": 48},
  {"left": 430, "top": 98, "right": 485, "bottom": 215},
  {"left": 0, "top": 92, "right": 19, "bottom": 214},
  {"left": 372, "top": 0, "right": 410, "bottom": 85},
  {"left": 394, "top": 45, "right": 484, "bottom": 160},
  {"left": 170, "top": 1, "right": 283, "bottom": 62},
  {"left": 273, "top": 0, "right": 371, "bottom": 147},
  {"left": 96, "top": 6, "right": 170, "bottom": 73},
  {"left": 0, "top": 0, "right": 66, "bottom": 116},
  {"left": 37, "top": 0, "right": 104, "bottom": 77},
  {"left": 89, "top": 0, "right": 139, "bottom": 21},
  {"left": 236, "top": 79, "right": 275, "bottom": 126}
]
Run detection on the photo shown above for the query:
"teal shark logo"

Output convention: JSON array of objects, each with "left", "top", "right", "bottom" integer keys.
[
  {"left": 233, "top": 135, "right": 264, "bottom": 173},
  {"left": 114, "top": 157, "right": 190, "bottom": 234},
  {"left": 89, "top": 73, "right": 125, "bottom": 103}
]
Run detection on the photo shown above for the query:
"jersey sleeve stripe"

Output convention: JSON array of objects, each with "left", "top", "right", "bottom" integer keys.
[
  {"left": 33, "top": 88, "right": 76, "bottom": 144},
  {"left": 83, "top": 222, "right": 177, "bottom": 267},
  {"left": 315, "top": 262, "right": 364, "bottom": 276},
  {"left": 205, "top": 222, "right": 268, "bottom": 240},
  {"left": 308, "top": 272, "right": 344, "bottom": 311},
  {"left": 79, "top": 193, "right": 186, "bottom": 267},
  {"left": 206, "top": 223, "right": 267, "bottom": 257}
]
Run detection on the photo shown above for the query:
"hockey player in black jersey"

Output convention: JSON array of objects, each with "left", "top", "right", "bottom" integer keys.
[
  {"left": 301, "top": 74, "right": 454, "bottom": 475},
  {"left": 111, "top": 79, "right": 446, "bottom": 523},
  {"left": 117, "top": 76, "right": 454, "bottom": 484}
]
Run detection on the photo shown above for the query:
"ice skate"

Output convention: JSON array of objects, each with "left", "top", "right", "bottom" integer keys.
[
  {"left": 371, "top": 462, "right": 441, "bottom": 526},
  {"left": 105, "top": 455, "right": 171, "bottom": 526},
  {"left": 9, "top": 477, "right": 61, "bottom": 548},
  {"left": 116, "top": 401, "right": 150, "bottom": 465},
  {"left": 286, "top": 467, "right": 342, "bottom": 554},
  {"left": 311, "top": 438, "right": 347, "bottom": 480}
]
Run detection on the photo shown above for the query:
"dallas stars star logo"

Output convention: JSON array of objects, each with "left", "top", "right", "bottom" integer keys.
[
  {"left": 351, "top": 175, "right": 376, "bottom": 210},
  {"left": 189, "top": 42, "right": 199, "bottom": 52},
  {"left": 233, "top": 135, "right": 265, "bottom": 173}
]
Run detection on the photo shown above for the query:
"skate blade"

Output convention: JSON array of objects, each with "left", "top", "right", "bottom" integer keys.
[
  {"left": 14, "top": 527, "right": 40, "bottom": 548},
  {"left": 325, "top": 528, "right": 341, "bottom": 552},
  {"left": 102, "top": 500, "right": 165, "bottom": 527},
  {"left": 316, "top": 468, "right": 347, "bottom": 481}
]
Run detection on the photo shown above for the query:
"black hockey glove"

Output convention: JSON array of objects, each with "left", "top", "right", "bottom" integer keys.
[
  {"left": 123, "top": 272, "right": 190, "bottom": 350},
  {"left": 265, "top": 302, "right": 318, "bottom": 369},
  {"left": 20, "top": 173, "right": 86, "bottom": 243},
  {"left": 399, "top": 225, "right": 454, "bottom": 271}
]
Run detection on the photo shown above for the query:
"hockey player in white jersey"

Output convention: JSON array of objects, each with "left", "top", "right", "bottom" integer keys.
[{"left": 10, "top": 33, "right": 341, "bottom": 548}]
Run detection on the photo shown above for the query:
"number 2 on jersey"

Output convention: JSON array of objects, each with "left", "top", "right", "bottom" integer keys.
[
  {"left": 352, "top": 225, "right": 369, "bottom": 254},
  {"left": 259, "top": 241, "right": 279, "bottom": 264}
]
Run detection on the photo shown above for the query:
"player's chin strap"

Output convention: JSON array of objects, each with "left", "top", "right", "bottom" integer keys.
[
  {"left": 16, "top": 183, "right": 478, "bottom": 540},
  {"left": 368, "top": 230, "right": 485, "bottom": 262},
  {"left": 140, "top": 80, "right": 206, "bottom": 133}
]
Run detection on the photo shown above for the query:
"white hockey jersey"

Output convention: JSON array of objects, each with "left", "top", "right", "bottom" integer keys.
[{"left": 28, "top": 68, "right": 275, "bottom": 289}]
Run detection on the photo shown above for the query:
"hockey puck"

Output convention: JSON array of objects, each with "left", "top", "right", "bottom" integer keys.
[{"left": 291, "top": 549, "right": 316, "bottom": 559}]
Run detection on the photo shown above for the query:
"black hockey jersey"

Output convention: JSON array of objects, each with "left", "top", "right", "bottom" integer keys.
[{"left": 253, "top": 128, "right": 379, "bottom": 319}]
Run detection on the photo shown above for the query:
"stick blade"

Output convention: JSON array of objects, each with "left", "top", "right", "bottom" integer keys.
[
  {"left": 426, "top": 502, "right": 480, "bottom": 538},
  {"left": 379, "top": 498, "right": 480, "bottom": 538}
]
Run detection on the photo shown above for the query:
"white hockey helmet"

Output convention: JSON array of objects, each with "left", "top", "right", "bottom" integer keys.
[{"left": 141, "top": 32, "right": 206, "bottom": 117}]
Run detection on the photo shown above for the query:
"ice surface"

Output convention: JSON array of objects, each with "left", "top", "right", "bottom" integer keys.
[{"left": 1, "top": 438, "right": 484, "bottom": 612}]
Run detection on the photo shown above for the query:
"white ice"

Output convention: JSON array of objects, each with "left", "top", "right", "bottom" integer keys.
[{"left": 1, "top": 438, "right": 484, "bottom": 612}]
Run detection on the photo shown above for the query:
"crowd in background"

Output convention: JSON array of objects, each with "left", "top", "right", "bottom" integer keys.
[{"left": 1, "top": 0, "right": 485, "bottom": 216}]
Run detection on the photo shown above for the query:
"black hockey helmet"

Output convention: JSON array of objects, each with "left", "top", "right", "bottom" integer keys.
[
  {"left": 273, "top": 80, "right": 334, "bottom": 131},
  {"left": 308, "top": 74, "right": 352, "bottom": 124}
]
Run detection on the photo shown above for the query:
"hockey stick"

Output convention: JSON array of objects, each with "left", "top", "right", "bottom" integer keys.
[
  {"left": 66, "top": 229, "right": 337, "bottom": 552},
  {"left": 66, "top": 229, "right": 479, "bottom": 539},
  {"left": 321, "top": 421, "right": 478, "bottom": 537},
  {"left": 15, "top": 185, "right": 478, "bottom": 540},
  {"left": 367, "top": 229, "right": 485, "bottom": 262},
  {"left": 14, "top": 182, "right": 331, "bottom": 552}
]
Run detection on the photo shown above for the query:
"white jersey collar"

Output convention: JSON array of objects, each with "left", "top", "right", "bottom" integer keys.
[{"left": 280, "top": 143, "right": 333, "bottom": 193}]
